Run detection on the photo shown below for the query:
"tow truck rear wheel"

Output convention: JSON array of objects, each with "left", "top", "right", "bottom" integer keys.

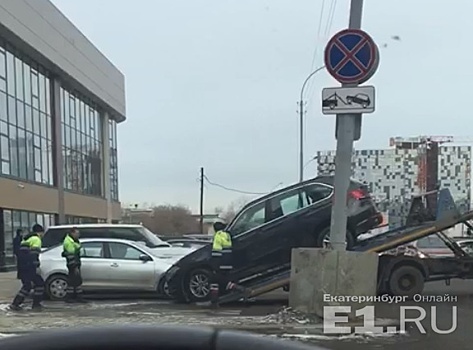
[{"left": 388, "top": 265, "right": 424, "bottom": 298}]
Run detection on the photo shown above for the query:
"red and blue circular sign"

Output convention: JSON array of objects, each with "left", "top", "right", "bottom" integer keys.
[{"left": 324, "top": 29, "right": 379, "bottom": 85}]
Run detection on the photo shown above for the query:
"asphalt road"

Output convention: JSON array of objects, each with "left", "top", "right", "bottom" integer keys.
[{"left": 0, "top": 277, "right": 472, "bottom": 350}]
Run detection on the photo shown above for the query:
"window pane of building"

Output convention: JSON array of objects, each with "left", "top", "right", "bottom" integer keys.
[
  {"left": 0, "top": 51, "right": 5, "bottom": 79},
  {"left": 15, "top": 57, "right": 23, "bottom": 100},
  {"left": 6, "top": 51, "right": 15, "bottom": 96},
  {"left": 0, "top": 43, "right": 52, "bottom": 184},
  {"left": 0, "top": 92, "right": 6, "bottom": 122},
  {"left": 61, "top": 87, "right": 103, "bottom": 196}
]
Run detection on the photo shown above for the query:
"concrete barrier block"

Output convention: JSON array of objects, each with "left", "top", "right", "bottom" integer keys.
[{"left": 289, "top": 248, "right": 378, "bottom": 319}]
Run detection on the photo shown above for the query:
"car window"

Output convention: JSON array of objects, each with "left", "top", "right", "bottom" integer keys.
[
  {"left": 108, "top": 228, "right": 145, "bottom": 243},
  {"left": 79, "top": 228, "right": 109, "bottom": 239},
  {"left": 42, "top": 228, "right": 69, "bottom": 248},
  {"left": 268, "top": 189, "right": 308, "bottom": 219},
  {"left": 80, "top": 242, "right": 104, "bottom": 258},
  {"left": 304, "top": 183, "right": 333, "bottom": 203},
  {"left": 231, "top": 202, "right": 266, "bottom": 235},
  {"left": 108, "top": 242, "right": 145, "bottom": 260}
]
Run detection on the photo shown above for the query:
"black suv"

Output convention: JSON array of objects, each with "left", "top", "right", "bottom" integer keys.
[{"left": 165, "top": 176, "right": 382, "bottom": 302}]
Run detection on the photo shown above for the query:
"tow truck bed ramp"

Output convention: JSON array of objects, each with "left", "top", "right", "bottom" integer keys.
[
  {"left": 354, "top": 188, "right": 473, "bottom": 253},
  {"left": 218, "top": 270, "right": 290, "bottom": 304},
  {"left": 217, "top": 189, "right": 473, "bottom": 304}
]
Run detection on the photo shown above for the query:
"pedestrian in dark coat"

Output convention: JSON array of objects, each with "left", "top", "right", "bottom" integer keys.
[{"left": 13, "top": 229, "right": 23, "bottom": 279}]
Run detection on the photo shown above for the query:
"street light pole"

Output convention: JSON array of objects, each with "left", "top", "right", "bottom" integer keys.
[{"left": 299, "top": 66, "right": 325, "bottom": 182}]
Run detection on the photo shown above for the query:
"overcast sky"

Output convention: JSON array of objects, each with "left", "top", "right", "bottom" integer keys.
[{"left": 51, "top": 0, "right": 472, "bottom": 213}]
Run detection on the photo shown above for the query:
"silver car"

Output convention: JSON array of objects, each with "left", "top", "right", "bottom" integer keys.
[{"left": 40, "top": 238, "right": 176, "bottom": 300}]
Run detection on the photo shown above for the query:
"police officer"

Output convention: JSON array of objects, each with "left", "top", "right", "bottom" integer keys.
[
  {"left": 209, "top": 221, "right": 245, "bottom": 306},
  {"left": 10, "top": 224, "right": 45, "bottom": 311},
  {"left": 62, "top": 227, "right": 86, "bottom": 303}
]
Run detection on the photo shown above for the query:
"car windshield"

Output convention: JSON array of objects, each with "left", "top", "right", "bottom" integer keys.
[{"left": 137, "top": 226, "right": 170, "bottom": 248}]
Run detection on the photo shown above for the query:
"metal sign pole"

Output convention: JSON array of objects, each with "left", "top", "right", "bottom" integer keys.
[{"left": 328, "top": 0, "right": 364, "bottom": 251}]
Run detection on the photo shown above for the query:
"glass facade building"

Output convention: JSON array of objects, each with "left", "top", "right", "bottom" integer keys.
[
  {"left": 0, "top": 43, "right": 53, "bottom": 186},
  {"left": 0, "top": 0, "right": 126, "bottom": 270}
]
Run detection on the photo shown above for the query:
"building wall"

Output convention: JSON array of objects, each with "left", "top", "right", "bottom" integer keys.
[
  {"left": 0, "top": 0, "right": 125, "bottom": 269},
  {"left": 0, "top": 0, "right": 125, "bottom": 119}
]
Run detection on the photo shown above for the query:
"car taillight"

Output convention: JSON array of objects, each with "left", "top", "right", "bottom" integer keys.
[{"left": 349, "top": 189, "right": 367, "bottom": 200}]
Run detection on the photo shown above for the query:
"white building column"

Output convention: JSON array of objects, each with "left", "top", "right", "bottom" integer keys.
[{"left": 102, "top": 112, "right": 112, "bottom": 223}]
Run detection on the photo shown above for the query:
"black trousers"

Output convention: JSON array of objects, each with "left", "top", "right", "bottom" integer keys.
[
  {"left": 13, "top": 271, "right": 44, "bottom": 306},
  {"left": 66, "top": 266, "right": 83, "bottom": 299}
]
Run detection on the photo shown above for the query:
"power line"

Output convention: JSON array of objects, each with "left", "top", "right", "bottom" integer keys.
[
  {"left": 203, "top": 175, "right": 268, "bottom": 195},
  {"left": 304, "top": 0, "right": 327, "bottom": 101},
  {"left": 323, "top": 0, "right": 337, "bottom": 37},
  {"left": 306, "top": 0, "right": 338, "bottom": 106}
]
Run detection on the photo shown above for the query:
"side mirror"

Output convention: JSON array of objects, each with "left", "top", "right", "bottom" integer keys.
[{"left": 139, "top": 254, "right": 152, "bottom": 262}]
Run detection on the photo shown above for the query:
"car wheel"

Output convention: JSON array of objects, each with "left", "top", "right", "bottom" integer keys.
[
  {"left": 315, "top": 227, "right": 355, "bottom": 249},
  {"left": 388, "top": 265, "right": 424, "bottom": 298},
  {"left": 185, "top": 268, "right": 212, "bottom": 302},
  {"left": 46, "top": 274, "right": 69, "bottom": 301},
  {"left": 159, "top": 279, "right": 176, "bottom": 299},
  {"left": 362, "top": 103, "right": 367, "bottom": 108}
]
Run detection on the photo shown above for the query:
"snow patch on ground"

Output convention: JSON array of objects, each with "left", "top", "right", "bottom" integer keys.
[
  {"left": 279, "top": 331, "right": 407, "bottom": 342},
  {"left": 262, "top": 307, "right": 321, "bottom": 324}
]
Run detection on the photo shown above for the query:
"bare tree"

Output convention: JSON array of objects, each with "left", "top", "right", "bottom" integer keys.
[
  {"left": 130, "top": 205, "right": 198, "bottom": 236},
  {"left": 220, "top": 197, "right": 250, "bottom": 222}
]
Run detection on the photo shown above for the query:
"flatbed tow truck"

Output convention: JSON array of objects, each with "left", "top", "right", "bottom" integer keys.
[{"left": 217, "top": 188, "right": 473, "bottom": 304}]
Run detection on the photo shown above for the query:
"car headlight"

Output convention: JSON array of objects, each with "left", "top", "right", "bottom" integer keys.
[{"left": 417, "top": 252, "right": 428, "bottom": 259}]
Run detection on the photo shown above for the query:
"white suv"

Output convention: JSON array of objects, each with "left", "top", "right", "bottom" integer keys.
[{"left": 42, "top": 224, "right": 196, "bottom": 260}]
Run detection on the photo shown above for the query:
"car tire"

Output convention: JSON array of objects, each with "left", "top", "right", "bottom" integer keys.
[
  {"left": 185, "top": 268, "right": 213, "bottom": 303},
  {"left": 388, "top": 265, "right": 424, "bottom": 298},
  {"left": 157, "top": 279, "right": 175, "bottom": 299},
  {"left": 315, "top": 227, "right": 355, "bottom": 249},
  {"left": 45, "top": 274, "right": 69, "bottom": 301}
]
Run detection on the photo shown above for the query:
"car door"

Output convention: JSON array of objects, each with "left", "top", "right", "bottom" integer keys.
[
  {"left": 245, "top": 187, "right": 313, "bottom": 272},
  {"left": 105, "top": 242, "right": 156, "bottom": 290},
  {"left": 228, "top": 188, "right": 307, "bottom": 278},
  {"left": 79, "top": 242, "right": 113, "bottom": 289}
]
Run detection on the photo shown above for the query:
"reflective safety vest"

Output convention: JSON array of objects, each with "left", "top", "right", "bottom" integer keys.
[
  {"left": 18, "top": 234, "right": 42, "bottom": 272},
  {"left": 62, "top": 234, "right": 82, "bottom": 269},
  {"left": 212, "top": 230, "right": 233, "bottom": 270}
]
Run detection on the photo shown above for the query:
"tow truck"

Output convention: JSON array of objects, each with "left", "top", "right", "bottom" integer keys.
[{"left": 216, "top": 188, "right": 473, "bottom": 304}]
